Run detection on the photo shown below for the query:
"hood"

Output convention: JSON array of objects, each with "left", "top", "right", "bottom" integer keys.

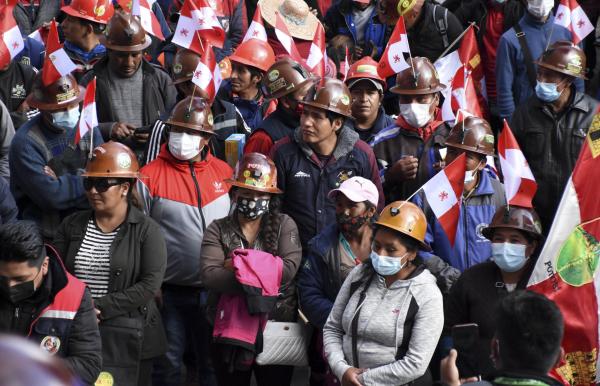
[{"left": 293, "top": 123, "right": 359, "bottom": 162}]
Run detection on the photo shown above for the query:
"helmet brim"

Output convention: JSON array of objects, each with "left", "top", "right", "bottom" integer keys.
[
  {"left": 374, "top": 221, "right": 432, "bottom": 252},
  {"left": 389, "top": 84, "right": 446, "bottom": 95},
  {"left": 26, "top": 85, "right": 84, "bottom": 112},
  {"left": 300, "top": 100, "right": 354, "bottom": 119},
  {"left": 225, "top": 179, "right": 283, "bottom": 194},
  {"left": 100, "top": 34, "right": 152, "bottom": 52}
]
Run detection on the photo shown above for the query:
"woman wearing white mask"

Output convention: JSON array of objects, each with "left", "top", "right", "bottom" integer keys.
[
  {"left": 323, "top": 201, "right": 443, "bottom": 386},
  {"left": 442, "top": 205, "right": 543, "bottom": 378},
  {"left": 413, "top": 116, "right": 506, "bottom": 277},
  {"left": 372, "top": 57, "right": 451, "bottom": 202}
]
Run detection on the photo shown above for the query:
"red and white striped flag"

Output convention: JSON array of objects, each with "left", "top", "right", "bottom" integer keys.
[
  {"left": 173, "top": 0, "right": 225, "bottom": 53},
  {"left": 421, "top": 153, "right": 466, "bottom": 246},
  {"left": 273, "top": 11, "right": 303, "bottom": 63},
  {"left": 242, "top": 6, "right": 267, "bottom": 43},
  {"left": 191, "top": 42, "right": 222, "bottom": 102},
  {"left": 305, "top": 22, "right": 326, "bottom": 79},
  {"left": 450, "top": 67, "right": 485, "bottom": 119},
  {"left": 76, "top": 78, "right": 97, "bottom": 145},
  {"left": 377, "top": 16, "right": 410, "bottom": 79},
  {"left": 42, "top": 20, "right": 77, "bottom": 86},
  {"left": 129, "top": 0, "right": 165, "bottom": 40},
  {"left": 498, "top": 120, "right": 537, "bottom": 208},
  {"left": 555, "top": 0, "right": 594, "bottom": 44},
  {"left": 0, "top": 0, "right": 24, "bottom": 69}
]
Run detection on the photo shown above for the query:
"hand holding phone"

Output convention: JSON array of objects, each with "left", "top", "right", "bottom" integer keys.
[{"left": 451, "top": 323, "right": 480, "bottom": 379}]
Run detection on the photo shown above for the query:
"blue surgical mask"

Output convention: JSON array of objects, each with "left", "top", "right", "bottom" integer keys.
[
  {"left": 51, "top": 106, "right": 80, "bottom": 129},
  {"left": 492, "top": 242, "right": 528, "bottom": 273},
  {"left": 370, "top": 251, "right": 407, "bottom": 276},
  {"left": 535, "top": 81, "right": 563, "bottom": 103}
]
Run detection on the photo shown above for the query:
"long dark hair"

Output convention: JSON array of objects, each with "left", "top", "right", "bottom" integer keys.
[{"left": 261, "top": 195, "right": 282, "bottom": 256}]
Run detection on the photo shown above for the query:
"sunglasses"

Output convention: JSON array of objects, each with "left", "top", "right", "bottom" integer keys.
[{"left": 83, "top": 178, "right": 123, "bottom": 193}]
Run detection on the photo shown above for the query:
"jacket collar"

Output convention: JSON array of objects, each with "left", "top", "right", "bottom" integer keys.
[
  {"left": 292, "top": 123, "right": 359, "bottom": 163},
  {"left": 470, "top": 167, "right": 496, "bottom": 197},
  {"left": 522, "top": 11, "right": 554, "bottom": 28},
  {"left": 157, "top": 143, "right": 216, "bottom": 171}
]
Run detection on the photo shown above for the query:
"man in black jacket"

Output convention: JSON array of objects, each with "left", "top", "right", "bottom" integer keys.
[
  {"left": 511, "top": 42, "right": 598, "bottom": 233},
  {"left": 0, "top": 221, "right": 101, "bottom": 386},
  {"left": 0, "top": 59, "right": 37, "bottom": 128},
  {"left": 80, "top": 10, "right": 176, "bottom": 161}
]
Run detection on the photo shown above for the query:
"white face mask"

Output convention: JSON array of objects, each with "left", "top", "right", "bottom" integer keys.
[
  {"left": 527, "top": 0, "right": 554, "bottom": 19},
  {"left": 399, "top": 103, "right": 433, "bottom": 128},
  {"left": 51, "top": 106, "right": 80, "bottom": 129},
  {"left": 464, "top": 160, "right": 483, "bottom": 185},
  {"left": 168, "top": 132, "right": 203, "bottom": 161}
]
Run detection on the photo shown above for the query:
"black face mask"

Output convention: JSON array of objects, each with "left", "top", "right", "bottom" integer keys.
[
  {"left": 336, "top": 212, "right": 369, "bottom": 234},
  {"left": 0, "top": 266, "right": 42, "bottom": 304},
  {"left": 236, "top": 197, "right": 270, "bottom": 220}
]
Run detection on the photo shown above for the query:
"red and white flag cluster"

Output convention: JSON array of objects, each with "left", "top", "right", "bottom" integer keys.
[
  {"left": 42, "top": 20, "right": 77, "bottom": 86},
  {"left": 305, "top": 22, "right": 326, "bottom": 79},
  {"left": 191, "top": 42, "right": 222, "bottom": 102},
  {"left": 28, "top": 27, "right": 45, "bottom": 47},
  {"left": 273, "top": 11, "right": 303, "bottom": 64},
  {"left": 76, "top": 78, "right": 98, "bottom": 145},
  {"left": 0, "top": 0, "right": 24, "bottom": 69},
  {"left": 129, "top": 0, "right": 165, "bottom": 40},
  {"left": 498, "top": 120, "right": 537, "bottom": 208},
  {"left": 555, "top": 0, "right": 594, "bottom": 44},
  {"left": 242, "top": 6, "right": 267, "bottom": 43},
  {"left": 377, "top": 16, "right": 410, "bottom": 79},
  {"left": 173, "top": 0, "right": 225, "bottom": 54},
  {"left": 435, "top": 25, "right": 486, "bottom": 122},
  {"left": 421, "top": 153, "right": 466, "bottom": 246}
]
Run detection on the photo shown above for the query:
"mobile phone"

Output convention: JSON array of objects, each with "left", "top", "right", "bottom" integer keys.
[
  {"left": 451, "top": 323, "right": 480, "bottom": 379},
  {"left": 134, "top": 126, "right": 151, "bottom": 134}
]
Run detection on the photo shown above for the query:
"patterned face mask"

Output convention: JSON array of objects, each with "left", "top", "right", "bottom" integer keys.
[
  {"left": 236, "top": 197, "right": 270, "bottom": 220},
  {"left": 336, "top": 212, "right": 370, "bottom": 234}
]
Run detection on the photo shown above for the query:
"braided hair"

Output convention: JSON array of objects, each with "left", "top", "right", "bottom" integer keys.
[{"left": 260, "top": 195, "right": 282, "bottom": 256}]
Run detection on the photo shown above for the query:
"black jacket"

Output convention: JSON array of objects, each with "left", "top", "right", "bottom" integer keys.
[
  {"left": 80, "top": 57, "right": 177, "bottom": 148},
  {"left": 511, "top": 89, "right": 599, "bottom": 233},
  {"left": 0, "top": 252, "right": 102, "bottom": 385},
  {"left": 451, "top": 0, "right": 524, "bottom": 44},
  {"left": 0, "top": 60, "right": 36, "bottom": 128},
  {"left": 54, "top": 206, "right": 168, "bottom": 374},
  {"left": 407, "top": 1, "right": 463, "bottom": 62}
]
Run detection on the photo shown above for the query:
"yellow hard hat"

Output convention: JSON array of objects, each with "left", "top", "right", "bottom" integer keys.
[{"left": 375, "top": 201, "right": 431, "bottom": 251}]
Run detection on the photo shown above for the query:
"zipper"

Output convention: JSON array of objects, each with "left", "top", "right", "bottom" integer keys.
[
  {"left": 189, "top": 163, "right": 206, "bottom": 231},
  {"left": 14, "top": 306, "right": 20, "bottom": 320}
]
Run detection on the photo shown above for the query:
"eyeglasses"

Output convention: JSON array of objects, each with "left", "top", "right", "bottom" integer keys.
[{"left": 83, "top": 178, "right": 122, "bottom": 193}]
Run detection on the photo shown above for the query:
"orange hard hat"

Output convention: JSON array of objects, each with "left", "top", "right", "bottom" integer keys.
[
  {"left": 61, "top": 0, "right": 114, "bottom": 24},
  {"left": 345, "top": 56, "right": 385, "bottom": 90},
  {"left": 83, "top": 141, "right": 140, "bottom": 178},
  {"left": 375, "top": 201, "right": 431, "bottom": 251},
  {"left": 229, "top": 39, "right": 276, "bottom": 73}
]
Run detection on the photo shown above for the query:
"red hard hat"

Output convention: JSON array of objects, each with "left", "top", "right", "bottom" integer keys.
[
  {"left": 61, "top": 0, "right": 114, "bottom": 24},
  {"left": 345, "top": 56, "right": 385, "bottom": 90},
  {"left": 229, "top": 39, "right": 276, "bottom": 73}
]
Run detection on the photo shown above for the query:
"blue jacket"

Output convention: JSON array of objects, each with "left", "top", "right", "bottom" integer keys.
[
  {"left": 412, "top": 171, "right": 506, "bottom": 272},
  {"left": 324, "top": 0, "right": 387, "bottom": 60},
  {"left": 297, "top": 224, "right": 345, "bottom": 329},
  {"left": 496, "top": 12, "right": 584, "bottom": 120},
  {"left": 217, "top": 80, "right": 267, "bottom": 132},
  {"left": 271, "top": 125, "right": 384, "bottom": 248},
  {"left": 0, "top": 177, "right": 17, "bottom": 224},
  {"left": 14, "top": 37, "right": 45, "bottom": 70},
  {"left": 351, "top": 106, "right": 394, "bottom": 144}
]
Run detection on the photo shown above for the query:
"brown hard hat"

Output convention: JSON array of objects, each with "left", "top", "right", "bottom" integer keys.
[
  {"left": 535, "top": 40, "right": 587, "bottom": 80},
  {"left": 26, "top": 73, "right": 83, "bottom": 112},
  {"left": 445, "top": 116, "right": 495, "bottom": 156},
  {"left": 229, "top": 39, "right": 276, "bottom": 73},
  {"left": 482, "top": 206, "right": 543, "bottom": 241},
  {"left": 83, "top": 141, "right": 140, "bottom": 178},
  {"left": 100, "top": 10, "right": 151, "bottom": 52},
  {"left": 375, "top": 201, "right": 431, "bottom": 251},
  {"left": 261, "top": 58, "right": 315, "bottom": 100},
  {"left": 301, "top": 78, "right": 353, "bottom": 118},
  {"left": 172, "top": 49, "right": 201, "bottom": 85},
  {"left": 164, "top": 97, "right": 214, "bottom": 135},
  {"left": 225, "top": 152, "right": 283, "bottom": 194},
  {"left": 390, "top": 57, "right": 446, "bottom": 95}
]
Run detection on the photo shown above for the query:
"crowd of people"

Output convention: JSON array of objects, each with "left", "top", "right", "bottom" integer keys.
[{"left": 0, "top": 0, "right": 598, "bottom": 385}]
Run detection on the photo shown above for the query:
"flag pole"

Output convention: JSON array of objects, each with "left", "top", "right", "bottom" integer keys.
[
  {"left": 434, "top": 22, "right": 476, "bottom": 63},
  {"left": 400, "top": 16, "right": 418, "bottom": 86}
]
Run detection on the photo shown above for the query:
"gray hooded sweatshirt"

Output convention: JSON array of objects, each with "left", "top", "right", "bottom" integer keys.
[{"left": 323, "top": 263, "right": 443, "bottom": 385}]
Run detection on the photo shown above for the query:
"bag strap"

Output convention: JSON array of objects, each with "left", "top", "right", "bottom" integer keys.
[
  {"left": 351, "top": 272, "right": 375, "bottom": 368},
  {"left": 433, "top": 5, "right": 449, "bottom": 49},
  {"left": 513, "top": 24, "right": 537, "bottom": 89}
]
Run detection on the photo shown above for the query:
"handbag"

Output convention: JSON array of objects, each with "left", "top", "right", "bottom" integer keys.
[{"left": 255, "top": 317, "right": 311, "bottom": 367}]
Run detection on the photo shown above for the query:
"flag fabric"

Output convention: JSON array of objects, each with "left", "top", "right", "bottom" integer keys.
[
  {"left": 76, "top": 78, "right": 97, "bottom": 145},
  {"left": 341, "top": 46, "right": 350, "bottom": 80},
  {"left": 434, "top": 25, "right": 487, "bottom": 122},
  {"left": 41, "top": 20, "right": 77, "bottom": 86},
  {"left": 377, "top": 16, "right": 410, "bottom": 79},
  {"left": 0, "top": 0, "right": 24, "bottom": 69},
  {"left": 129, "top": 0, "right": 165, "bottom": 40},
  {"left": 28, "top": 27, "right": 45, "bottom": 46},
  {"left": 421, "top": 153, "right": 466, "bottom": 246},
  {"left": 305, "top": 22, "right": 326, "bottom": 79},
  {"left": 242, "top": 6, "right": 267, "bottom": 43},
  {"left": 555, "top": 0, "right": 594, "bottom": 44},
  {"left": 273, "top": 11, "right": 303, "bottom": 63},
  {"left": 172, "top": 0, "right": 225, "bottom": 53},
  {"left": 191, "top": 42, "right": 222, "bottom": 102},
  {"left": 498, "top": 120, "right": 537, "bottom": 208},
  {"left": 527, "top": 107, "right": 600, "bottom": 386}
]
